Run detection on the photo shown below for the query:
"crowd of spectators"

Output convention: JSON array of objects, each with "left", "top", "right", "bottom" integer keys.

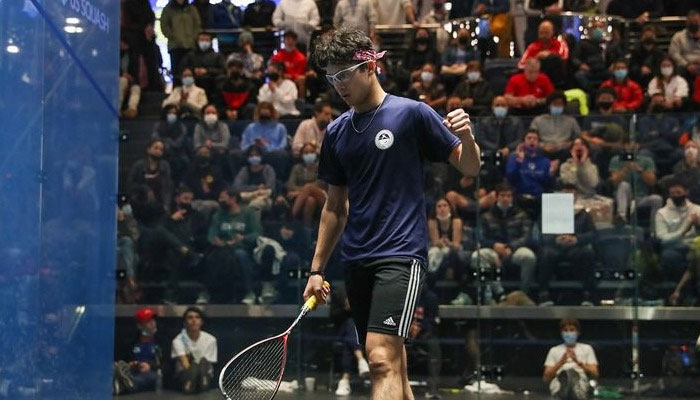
[{"left": 118, "top": 0, "right": 700, "bottom": 307}]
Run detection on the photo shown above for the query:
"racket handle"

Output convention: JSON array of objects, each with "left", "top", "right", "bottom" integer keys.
[{"left": 304, "top": 281, "right": 330, "bottom": 311}]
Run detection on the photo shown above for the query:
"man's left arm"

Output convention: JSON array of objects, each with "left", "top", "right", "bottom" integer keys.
[{"left": 445, "top": 109, "right": 481, "bottom": 177}]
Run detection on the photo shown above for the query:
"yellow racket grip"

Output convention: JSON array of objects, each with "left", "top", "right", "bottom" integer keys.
[{"left": 304, "top": 281, "right": 330, "bottom": 311}]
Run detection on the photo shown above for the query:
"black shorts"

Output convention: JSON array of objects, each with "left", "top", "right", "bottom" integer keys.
[{"left": 345, "top": 257, "right": 426, "bottom": 346}]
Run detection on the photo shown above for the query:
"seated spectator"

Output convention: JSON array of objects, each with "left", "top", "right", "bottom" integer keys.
[
  {"left": 572, "top": 20, "right": 614, "bottom": 92},
  {"left": 473, "top": 183, "right": 536, "bottom": 298},
  {"left": 292, "top": 101, "right": 331, "bottom": 157},
  {"left": 472, "top": 0, "right": 511, "bottom": 58},
  {"left": 243, "top": 0, "right": 276, "bottom": 27},
  {"left": 333, "top": 0, "right": 376, "bottom": 36},
  {"left": 530, "top": 91, "right": 581, "bottom": 160},
  {"left": 117, "top": 204, "right": 139, "bottom": 303},
  {"left": 543, "top": 318, "right": 599, "bottom": 399},
  {"left": 241, "top": 102, "right": 291, "bottom": 178},
  {"left": 647, "top": 56, "right": 689, "bottom": 112},
  {"left": 180, "top": 31, "right": 225, "bottom": 97},
  {"left": 234, "top": 146, "right": 277, "bottom": 211},
  {"left": 203, "top": 189, "right": 261, "bottom": 304},
  {"left": 182, "top": 146, "right": 227, "bottom": 209},
  {"left": 558, "top": 138, "right": 600, "bottom": 197},
  {"left": 162, "top": 68, "right": 209, "bottom": 119},
  {"left": 153, "top": 105, "right": 188, "bottom": 185},
  {"left": 506, "top": 129, "right": 558, "bottom": 215},
  {"left": 669, "top": 10, "right": 700, "bottom": 80},
  {"left": 440, "top": 28, "right": 480, "bottom": 86},
  {"left": 637, "top": 95, "right": 683, "bottom": 175},
  {"left": 217, "top": 59, "right": 256, "bottom": 121},
  {"left": 629, "top": 25, "right": 665, "bottom": 89},
  {"left": 655, "top": 179, "right": 700, "bottom": 281},
  {"left": 193, "top": 104, "right": 231, "bottom": 158},
  {"left": 608, "top": 141, "right": 663, "bottom": 225},
  {"left": 427, "top": 197, "right": 464, "bottom": 279},
  {"left": 448, "top": 61, "right": 494, "bottom": 116},
  {"left": 210, "top": 0, "right": 242, "bottom": 29},
  {"left": 445, "top": 173, "right": 498, "bottom": 220},
  {"left": 113, "top": 308, "right": 164, "bottom": 395},
  {"left": 407, "top": 63, "right": 447, "bottom": 113},
  {"left": 669, "top": 237, "right": 700, "bottom": 306},
  {"left": 671, "top": 140, "right": 700, "bottom": 204},
  {"left": 519, "top": 19, "right": 568, "bottom": 88},
  {"left": 286, "top": 143, "right": 326, "bottom": 225},
  {"left": 270, "top": 31, "right": 307, "bottom": 92},
  {"left": 226, "top": 31, "right": 265, "bottom": 83},
  {"left": 599, "top": 59, "right": 644, "bottom": 113},
  {"left": 171, "top": 308, "right": 217, "bottom": 393},
  {"left": 165, "top": 185, "right": 209, "bottom": 256},
  {"left": 128, "top": 139, "right": 173, "bottom": 210},
  {"left": 505, "top": 58, "right": 555, "bottom": 115},
  {"left": 119, "top": 39, "right": 142, "bottom": 119},
  {"left": 403, "top": 28, "right": 441, "bottom": 85},
  {"left": 258, "top": 62, "right": 300, "bottom": 117},
  {"left": 582, "top": 88, "right": 627, "bottom": 178},
  {"left": 475, "top": 96, "right": 523, "bottom": 158},
  {"left": 329, "top": 287, "right": 370, "bottom": 396},
  {"left": 538, "top": 183, "right": 597, "bottom": 306},
  {"left": 271, "top": 0, "right": 320, "bottom": 51}
]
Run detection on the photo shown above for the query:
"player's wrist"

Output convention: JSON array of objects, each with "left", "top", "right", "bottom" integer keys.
[{"left": 308, "top": 270, "right": 325, "bottom": 279}]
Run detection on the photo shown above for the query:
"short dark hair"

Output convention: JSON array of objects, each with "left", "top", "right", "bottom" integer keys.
[
  {"left": 161, "top": 104, "right": 179, "bottom": 119},
  {"left": 546, "top": 91, "right": 566, "bottom": 106},
  {"left": 269, "top": 61, "right": 285, "bottom": 73},
  {"left": 313, "top": 100, "right": 331, "bottom": 114},
  {"left": 183, "top": 306, "right": 204, "bottom": 321},
  {"left": 246, "top": 145, "right": 263, "bottom": 157},
  {"left": 560, "top": 318, "right": 581, "bottom": 331},
  {"left": 227, "top": 58, "right": 244, "bottom": 69},
  {"left": 177, "top": 185, "right": 194, "bottom": 195},
  {"left": 596, "top": 87, "right": 617, "bottom": 99},
  {"left": 311, "top": 28, "right": 374, "bottom": 70},
  {"left": 613, "top": 58, "right": 628, "bottom": 67},
  {"left": 523, "top": 128, "right": 540, "bottom": 140},
  {"left": 495, "top": 182, "right": 513, "bottom": 194},
  {"left": 201, "top": 103, "right": 219, "bottom": 116},
  {"left": 641, "top": 24, "right": 656, "bottom": 35},
  {"left": 147, "top": 138, "right": 164, "bottom": 149},
  {"left": 198, "top": 31, "right": 214, "bottom": 40},
  {"left": 220, "top": 186, "right": 241, "bottom": 202},
  {"left": 283, "top": 30, "right": 298, "bottom": 39},
  {"left": 666, "top": 177, "right": 687, "bottom": 191}
]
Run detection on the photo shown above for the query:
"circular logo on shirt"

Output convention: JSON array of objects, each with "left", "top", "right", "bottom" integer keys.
[{"left": 375, "top": 129, "right": 394, "bottom": 150}]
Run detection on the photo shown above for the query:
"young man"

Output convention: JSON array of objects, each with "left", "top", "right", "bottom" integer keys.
[
  {"left": 171, "top": 307, "right": 218, "bottom": 394},
  {"left": 303, "top": 29, "right": 480, "bottom": 400}
]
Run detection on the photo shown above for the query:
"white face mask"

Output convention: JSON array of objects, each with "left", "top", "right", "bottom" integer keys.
[
  {"left": 198, "top": 41, "right": 212, "bottom": 52},
  {"left": 204, "top": 114, "right": 218, "bottom": 126},
  {"left": 467, "top": 71, "right": 481, "bottom": 82},
  {"left": 661, "top": 66, "right": 674, "bottom": 77},
  {"left": 421, "top": 71, "right": 434, "bottom": 83}
]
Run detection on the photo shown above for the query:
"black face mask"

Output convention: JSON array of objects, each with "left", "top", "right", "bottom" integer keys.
[
  {"left": 415, "top": 38, "right": 429, "bottom": 46},
  {"left": 195, "top": 156, "right": 210, "bottom": 167},
  {"left": 219, "top": 200, "right": 229, "bottom": 210},
  {"left": 598, "top": 101, "right": 613, "bottom": 110},
  {"left": 641, "top": 37, "right": 655, "bottom": 46},
  {"left": 179, "top": 203, "right": 193, "bottom": 212},
  {"left": 671, "top": 196, "right": 686, "bottom": 207},
  {"left": 458, "top": 37, "right": 469, "bottom": 45},
  {"left": 267, "top": 73, "right": 279, "bottom": 81},
  {"left": 149, "top": 153, "right": 162, "bottom": 161},
  {"left": 259, "top": 114, "right": 272, "bottom": 121},
  {"left": 688, "top": 23, "right": 699, "bottom": 33},
  {"left": 229, "top": 71, "right": 241, "bottom": 79}
]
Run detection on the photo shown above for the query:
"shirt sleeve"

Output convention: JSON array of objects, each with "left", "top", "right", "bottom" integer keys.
[
  {"left": 205, "top": 336, "right": 218, "bottom": 363},
  {"left": 171, "top": 336, "right": 186, "bottom": 358},
  {"left": 544, "top": 347, "right": 559, "bottom": 367},
  {"left": 318, "top": 126, "right": 347, "bottom": 186},
  {"left": 583, "top": 345, "right": 598, "bottom": 365},
  {"left": 416, "top": 102, "right": 460, "bottom": 162}
]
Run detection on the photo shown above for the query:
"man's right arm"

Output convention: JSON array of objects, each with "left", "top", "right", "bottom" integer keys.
[{"left": 303, "top": 184, "right": 348, "bottom": 302}]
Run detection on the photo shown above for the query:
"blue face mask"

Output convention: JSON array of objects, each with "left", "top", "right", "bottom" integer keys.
[
  {"left": 562, "top": 331, "right": 578, "bottom": 345},
  {"left": 182, "top": 76, "right": 195, "bottom": 87},
  {"left": 591, "top": 28, "right": 604, "bottom": 42},
  {"left": 302, "top": 153, "right": 317, "bottom": 164},
  {"left": 493, "top": 106, "right": 508, "bottom": 118},
  {"left": 248, "top": 156, "right": 262, "bottom": 166},
  {"left": 613, "top": 69, "right": 627, "bottom": 81},
  {"left": 166, "top": 114, "right": 178, "bottom": 124},
  {"left": 550, "top": 106, "right": 564, "bottom": 116}
]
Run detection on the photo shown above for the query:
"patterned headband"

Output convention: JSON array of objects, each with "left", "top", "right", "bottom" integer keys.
[{"left": 353, "top": 50, "right": 386, "bottom": 61}]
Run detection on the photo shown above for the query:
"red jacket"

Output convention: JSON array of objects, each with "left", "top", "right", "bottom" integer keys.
[
  {"left": 270, "top": 48, "right": 307, "bottom": 80},
  {"left": 518, "top": 38, "right": 569, "bottom": 69},
  {"left": 600, "top": 78, "right": 644, "bottom": 111},
  {"left": 505, "top": 72, "right": 555, "bottom": 99}
]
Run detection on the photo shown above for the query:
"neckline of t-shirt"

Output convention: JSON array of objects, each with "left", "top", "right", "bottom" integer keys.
[{"left": 352, "top": 94, "right": 391, "bottom": 117}]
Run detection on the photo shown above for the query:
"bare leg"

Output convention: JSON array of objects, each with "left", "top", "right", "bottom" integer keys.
[
  {"left": 302, "top": 197, "right": 316, "bottom": 225},
  {"left": 366, "top": 332, "right": 404, "bottom": 400},
  {"left": 291, "top": 192, "right": 308, "bottom": 218},
  {"left": 401, "top": 346, "right": 415, "bottom": 400}
]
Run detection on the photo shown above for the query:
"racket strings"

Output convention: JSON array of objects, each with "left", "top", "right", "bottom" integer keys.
[{"left": 221, "top": 336, "right": 287, "bottom": 400}]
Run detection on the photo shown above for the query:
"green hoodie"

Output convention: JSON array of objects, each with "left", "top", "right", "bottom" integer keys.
[
  {"left": 161, "top": 2, "right": 202, "bottom": 50},
  {"left": 207, "top": 206, "right": 261, "bottom": 249}
]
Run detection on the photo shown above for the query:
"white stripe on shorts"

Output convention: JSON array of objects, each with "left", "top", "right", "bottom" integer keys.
[{"left": 398, "top": 260, "right": 421, "bottom": 338}]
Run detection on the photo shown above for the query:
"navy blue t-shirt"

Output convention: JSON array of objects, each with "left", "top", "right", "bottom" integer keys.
[{"left": 318, "top": 95, "right": 461, "bottom": 265}]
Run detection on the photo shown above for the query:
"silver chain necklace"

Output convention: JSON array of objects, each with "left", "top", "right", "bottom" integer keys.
[{"left": 350, "top": 94, "right": 388, "bottom": 133}]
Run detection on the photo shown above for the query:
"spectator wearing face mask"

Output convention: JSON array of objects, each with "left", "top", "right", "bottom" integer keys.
[
  {"left": 161, "top": 0, "right": 201, "bottom": 79},
  {"left": 258, "top": 62, "right": 299, "bottom": 117},
  {"left": 582, "top": 88, "right": 627, "bottom": 179},
  {"left": 441, "top": 28, "right": 480, "bottom": 86},
  {"left": 475, "top": 96, "right": 524, "bottom": 159},
  {"left": 504, "top": 58, "right": 555, "bottom": 115},
  {"left": 599, "top": 59, "right": 643, "bottom": 113},
  {"left": 234, "top": 146, "right": 277, "bottom": 212},
  {"left": 193, "top": 104, "right": 231, "bottom": 157},
  {"left": 543, "top": 319, "right": 599, "bottom": 399},
  {"left": 407, "top": 63, "right": 447, "bottom": 113},
  {"left": 292, "top": 101, "right": 331, "bottom": 157},
  {"left": 572, "top": 20, "right": 615, "bottom": 93},
  {"left": 226, "top": 31, "right": 265, "bottom": 83},
  {"left": 270, "top": 31, "right": 307, "bottom": 90},
  {"left": 286, "top": 143, "right": 326, "bottom": 225},
  {"left": 128, "top": 139, "right": 173, "bottom": 210},
  {"left": 669, "top": 10, "right": 700, "bottom": 79},
  {"left": 162, "top": 68, "right": 209, "bottom": 118},
  {"left": 629, "top": 25, "right": 665, "bottom": 89},
  {"left": 404, "top": 28, "right": 441, "bottom": 85},
  {"left": 448, "top": 61, "right": 494, "bottom": 117},
  {"left": 647, "top": 56, "right": 689, "bottom": 112},
  {"left": 217, "top": 59, "right": 256, "bottom": 121},
  {"left": 166, "top": 185, "right": 209, "bottom": 254},
  {"left": 180, "top": 32, "right": 225, "bottom": 97},
  {"left": 529, "top": 91, "right": 581, "bottom": 161},
  {"left": 655, "top": 179, "right": 700, "bottom": 282},
  {"left": 241, "top": 102, "right": 290, "bottom": 179},
  {"left": 183, "top": 146, "right": 227, "bottom": 207},
  {"left": 670, "top": 141, "right": 700, "bottom": 204},
  {"left": 153, "top": 105, "right": 188, "bottom": 186}
]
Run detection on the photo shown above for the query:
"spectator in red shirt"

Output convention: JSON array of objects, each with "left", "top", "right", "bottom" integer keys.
[
  {"left": 505, "top": 58, "right": 555, "bottom": 115},
  {"left": 270, "top": 30, "right": 308, "bottom": 97},
  {"left": 599, "top": 59, "right": 644, "bottom": 113},
  {"left": 519, "top": 19, "right": 568, "bottom": 88}
]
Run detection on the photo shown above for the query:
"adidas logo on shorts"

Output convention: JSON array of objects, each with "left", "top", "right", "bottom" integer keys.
[{"left": 383, "top": 317, "right": 397, "bottom": 327}]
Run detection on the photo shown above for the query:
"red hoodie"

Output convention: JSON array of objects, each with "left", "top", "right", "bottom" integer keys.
[
  {"left": 270, "top": 48, "right": 307, "bottom": 80},
  {"left": 600, "top": 78, "right": 643, "bottom": 111}
]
